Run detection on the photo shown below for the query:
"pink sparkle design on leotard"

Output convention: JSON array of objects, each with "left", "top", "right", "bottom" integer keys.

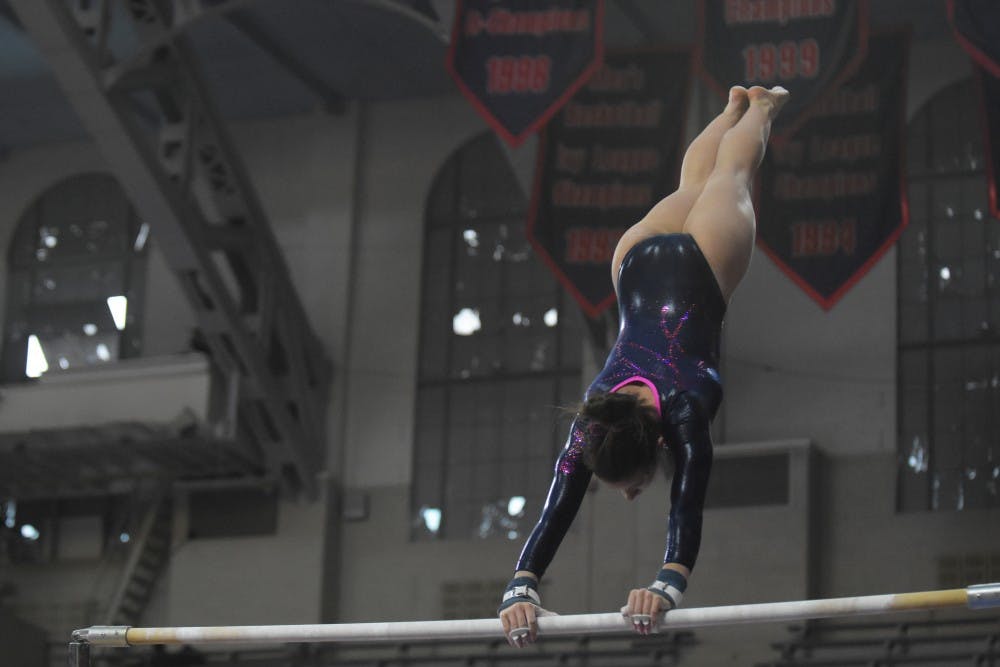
[
  {"left": 559, "top": 421, "right": 609, "bottom": 475},
  {"left": 558, "top": 424, "right": 587, "bottom": 475},
  {"left": 569, "top": 301, "right": 706, "bottom": 475},
  {"left": 602, "top": 302, "right": 697, "bottom": 390}
]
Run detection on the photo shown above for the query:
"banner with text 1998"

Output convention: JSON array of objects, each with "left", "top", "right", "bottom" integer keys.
[
  {"left": 755, "top": 29, "right": 909, "bottom": 310},
  {"left": 697, "top": 0, "right": 869, "bottom": 141},
  {"left": 527, "top": 49, "right": 692, "bottom": 317},
  {"left": 447, "top": 0, "right": 604, "bottom": 147}
]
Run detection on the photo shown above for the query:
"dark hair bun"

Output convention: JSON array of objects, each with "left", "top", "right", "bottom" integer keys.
[
  {"left": 583, "top": 392, "right": 641, "bottom": 423},
  {"left": 578, "top": 391, "right": 661, "bottom": 483}
]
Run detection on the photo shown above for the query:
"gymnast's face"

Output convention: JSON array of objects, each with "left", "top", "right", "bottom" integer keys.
[{"left": 601, "top": 467, "right": 656, "bottom": 501}]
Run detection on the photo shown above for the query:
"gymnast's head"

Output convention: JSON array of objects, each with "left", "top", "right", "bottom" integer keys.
[{"left": 579, "top": 391, "right": 662, "bottom": 500}]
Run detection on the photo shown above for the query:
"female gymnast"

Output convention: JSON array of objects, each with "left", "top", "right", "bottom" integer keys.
[{"left": 498, "top": 84, "right": 789, "bottom": 646}]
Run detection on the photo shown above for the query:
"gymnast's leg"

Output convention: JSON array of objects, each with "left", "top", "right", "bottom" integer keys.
[
  {"left": 610, "top": 86, "right": 749, "bottom": 286},
  {"left": 682, "top": 85, "right": 789, "bottom": 302}
]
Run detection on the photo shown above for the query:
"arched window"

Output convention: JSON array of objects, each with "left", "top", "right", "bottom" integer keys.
[
  {"left": 3, "top": 173, "right": 147, "bottom": 381},
  {"left": 412, "top": 132, "right": 583, "bottom": 540},
  {"left": 897, "top": 79, "right": 1000, "bottom": 511}
]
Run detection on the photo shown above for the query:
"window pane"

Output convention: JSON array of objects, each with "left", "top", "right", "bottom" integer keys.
[
  {"left": 3, "top": 174, "right": 146, "bottom": 381},
  {"left": 898, "top": 79, "right": 998, "bottom": 512},
  {"left": 413, "top": 133, "right": 583, "bottom": 540}
]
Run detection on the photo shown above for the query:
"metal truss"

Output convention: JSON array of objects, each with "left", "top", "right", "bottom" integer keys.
[{"left": 10, "top": 0, "right": 331, "bottom": 498}]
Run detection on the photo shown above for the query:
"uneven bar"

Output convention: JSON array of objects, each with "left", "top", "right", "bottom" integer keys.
[{"left": 71, "top": 583, "right": 1000, "bottom": 649}]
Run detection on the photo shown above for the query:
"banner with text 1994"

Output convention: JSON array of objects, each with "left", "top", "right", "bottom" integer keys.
[{"left": 755, "top": 29, "right": 909, "bottom": 310}]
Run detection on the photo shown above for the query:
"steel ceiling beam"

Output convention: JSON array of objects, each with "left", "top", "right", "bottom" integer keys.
[
  {"left": 106, "top": 0, "right": 447, "bottom": 79},
  {"left": 0, "top": 2, "right": 22, "bottom": 29},
  {"left": 612, "top": 0, "right": 664, "bottom": 43},
  {"left": 347, "top": 0, "right": 448, "bottom": 43},
  {"left": 224, "top": 9, "right": 347, "bottom": 114},
  {"left": 9, "top": 0, "right": 331, "bottom": 498},
  {"left": 102, "top": 0, "right": 261, "bottom": 76}
]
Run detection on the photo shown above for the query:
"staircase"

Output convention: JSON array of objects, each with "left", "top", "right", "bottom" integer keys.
[{"left": 104, "top": 493, "right": 173, "bottom": 627}]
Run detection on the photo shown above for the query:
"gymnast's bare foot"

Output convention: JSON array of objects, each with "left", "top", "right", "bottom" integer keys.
[
  {"left": 748, "top": 85, "right": 790, "bottom": 117},
  {"left": 726, "top": 85, "right": 750, "bottom": 116}
]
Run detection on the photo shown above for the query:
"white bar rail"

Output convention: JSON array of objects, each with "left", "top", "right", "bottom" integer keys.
[{"left": 73, "top": 583, "right": 1000, "bottom": 648}]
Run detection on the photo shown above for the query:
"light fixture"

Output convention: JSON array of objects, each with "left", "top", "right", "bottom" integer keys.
[
  {"left": 134, "top": 223, "right": 150, "bottom": 251},
  {"left": 25, "top": 335, "right": 48, "bottom": 378},
  {"left": 4, "top": 500, "right": 15, "bottom": 529},
  {"left": 453, "top": 308, "right": 481, "bottom": 336},
  {"left": 107, "top": 295, "right": 128, "bottom": 330},
  {"left": 421, "top": 507, "right": 442, "bottom": 534}
]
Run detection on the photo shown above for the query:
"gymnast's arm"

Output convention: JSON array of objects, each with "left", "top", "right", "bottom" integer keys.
[
  {"left": 498, "top": 418, "right": 593, "bottom": 643},
  {"left": 622, "top": 414, "right": 713, "bottom": 631},
  {"left": 515, "top": 424, "right": 593, "bottom": 577},
  {"left": 662, "top": 414, "right": 714, "bottom": 573}
]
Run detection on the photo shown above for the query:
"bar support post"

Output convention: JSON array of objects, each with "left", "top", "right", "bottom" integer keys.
[{"left": 68, "top": 641, "right": 89, "bottom": 667}]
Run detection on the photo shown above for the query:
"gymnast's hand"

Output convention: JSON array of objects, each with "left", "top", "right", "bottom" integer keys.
[
  {"left": 499, "top": 600, "right": 538, "bottom": 647},
  {"left": 623, "top": 587, "right": 670, "bottom": 635},
  {"left": 622, "top": 566, "right": 688, "bottom": 635},
  {"left": 498, "top": 573, "right": 541, "bottom": 647}
]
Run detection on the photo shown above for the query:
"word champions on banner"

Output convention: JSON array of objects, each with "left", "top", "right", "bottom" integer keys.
[{"left": 447, "top": 0, "right": 604, "bottom": 146}]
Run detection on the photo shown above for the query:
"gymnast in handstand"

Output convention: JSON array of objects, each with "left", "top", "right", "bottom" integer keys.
[{"left": 498, "top": 84, "right": 789, "bottom": 646}]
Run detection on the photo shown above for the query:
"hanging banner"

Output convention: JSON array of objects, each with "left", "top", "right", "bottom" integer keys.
[
  {"left": 755, "top": 29, "right": 909, "bottom": 310},
  {"left": 697, "top": 0, "right": 870, "bottom": 140},
  {"left": 980, "top": 68, "right": 1000, "bottom": 220},
  {"left": 951, "top": 0, "right": 1000, "bottom": 219},
  {"left": 527, "top": 48, "right": 692, "bottom": 317},
  {"left": 446, "top": 0, "right": 604, "bottom": 147},
  {"left": 948, "top": 0, "right": 1000, "bottom": 78}
]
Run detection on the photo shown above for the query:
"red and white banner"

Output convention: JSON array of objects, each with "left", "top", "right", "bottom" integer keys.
[
  {"left": 978, "top": 68, "right": 1000, "bottom": 221},
  {"left": 755, "top": 29, "right": 910, "bottom": 310},
  {"left": 948, "top": 0, "right": 1000, "bottom": 77},
  {"left": 447, "top": 0, "right": 604, "bottom": 147},
  {"left": 527, "top": 48, "right": 693, "bottom": 316},
  {"left": 950, "top": 0, "right": 1000, "bottom": 220},
  {"left": 697, "top": 0, "right": 870, "bottom": 141}
]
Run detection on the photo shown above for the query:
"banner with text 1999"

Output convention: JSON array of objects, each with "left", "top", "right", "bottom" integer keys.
[
  {"left": 755, "top": 29, "right": 909, "bottom": 310},
  {"left": 446, "top": 0, "right": 604, "bottom": 147},
  {"left": 527, "top": 49, "right": 692, "bottom": 317},
  {"left": 697, "top": 0, "right": 869, "bottom": 141}
]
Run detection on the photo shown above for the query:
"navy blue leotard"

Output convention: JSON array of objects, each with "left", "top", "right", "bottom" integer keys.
[{"left": 516, "top": 233, "right": 726, "bottom": 578}]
